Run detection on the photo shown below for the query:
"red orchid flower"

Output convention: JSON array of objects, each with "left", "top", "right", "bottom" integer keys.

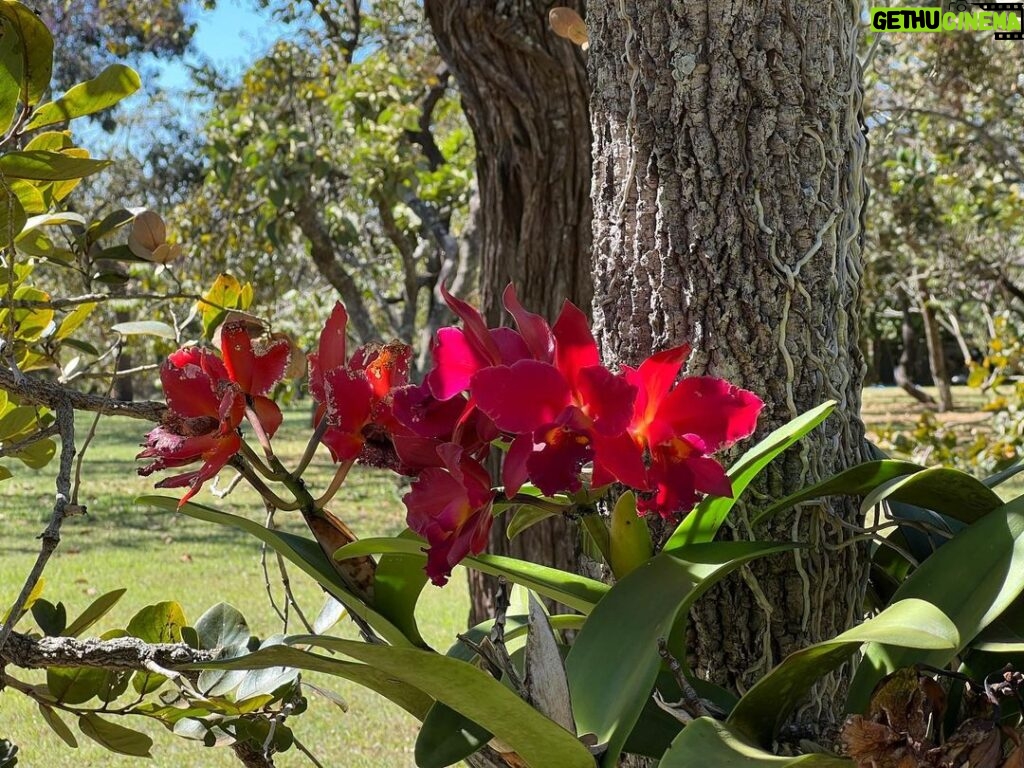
[
  {"left": 308, "top": 303, "right": 412, "bottom": 464},
  {"left": 403, "top": 443, "right": 495, "bottom": 586},
  {"left": 619, "top": 346, "right": 764, "bottom": 518},
  {"left": 470, "top": 300, "right": 638, "bottom": 497},
  {"left": 138, "top": 324, "right": 291, "bottom": 505},
  {"left": 137, "top": 347, "right": 240, "bottom": 505}
]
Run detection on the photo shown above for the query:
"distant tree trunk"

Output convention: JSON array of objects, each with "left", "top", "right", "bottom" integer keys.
[
  {"left": 588, "top": 0, "right": 868, "bottom": 739},
  {"left": 917, "top": 277, "right": 953, "bottom": 411},
  {"left": 425, "top": 0, "right": 593, "bottom": 624},
  {"left": 895, "top": 287, "right": 937, "bottom": 406}
]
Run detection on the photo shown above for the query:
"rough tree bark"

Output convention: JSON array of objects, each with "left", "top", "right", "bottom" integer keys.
[
  {"left": 425, "top": 0, "right": 594, "bottom": 623},
  {"left": 587, "top": 0, "right": 869, "bottom": 737}
]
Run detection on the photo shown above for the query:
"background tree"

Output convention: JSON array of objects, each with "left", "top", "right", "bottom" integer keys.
[
  {"left": 586, "top": 0, "right": 868, "bottom": 735},
  {"left": 425, "top": 0, "right": 593, "bottom": 622}
]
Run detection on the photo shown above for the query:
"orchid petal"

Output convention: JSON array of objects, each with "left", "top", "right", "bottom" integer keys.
[
  {"left": 426, "top": 327, "right": 488, "bottom": 401},
  {"left": 552, "top": 300, "right": 599, "bottom": 391},
  {"left": 440, "top": 283, "right": 500, "bottom": 363},
  {"left": 317, "top": 303, "right": 349, "bottom": 372},
  {"left": 502, "top": 284, "right": 554, "bottom": 362},
  {"left": 471, "top": 360, "right": 571, "bottom": 434},
  {"left": 502, "top": 434, "right": 534, "bottom": 497},
  {"left": 656, "top": 377, "right": 763, "bottom": 451},
  {"left": 575, "top": 365, "right": 637, "bottom": 435}
]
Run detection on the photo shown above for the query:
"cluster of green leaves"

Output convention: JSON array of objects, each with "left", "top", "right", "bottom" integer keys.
[{"left": 4, "top": 580, "right": 327, "bottom": 760}]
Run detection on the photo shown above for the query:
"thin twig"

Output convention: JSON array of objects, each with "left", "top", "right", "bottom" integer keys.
[
  {"left": 0, "top": 422, "right": 59, "bottom": 459},
  {"left": 0, "top": 400, "right": 75, "bottom": 654}
]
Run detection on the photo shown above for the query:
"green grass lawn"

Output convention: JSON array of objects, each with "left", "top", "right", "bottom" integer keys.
[
  {"left": 1, "top": 406, "right": 469, "bottom": 767},
  {"left": 1, "top": 386, "right": 1019, "bottom": 766}
]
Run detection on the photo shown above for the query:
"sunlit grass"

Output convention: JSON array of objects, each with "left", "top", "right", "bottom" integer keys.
[{"left": 0, "top": 406, "right": 468, "bottom": 768}]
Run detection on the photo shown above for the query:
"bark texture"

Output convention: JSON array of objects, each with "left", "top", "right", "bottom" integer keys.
[
  {"left": 587, "top": 0, "right": 869, "bottom": 735},
  {"left": 425, "top": 0, "right": 594, "bottom": 624}
]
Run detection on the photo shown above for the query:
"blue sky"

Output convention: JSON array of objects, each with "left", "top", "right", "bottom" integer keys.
[{"left": 156, "top": 0, "right": 299, "bottom": 89}]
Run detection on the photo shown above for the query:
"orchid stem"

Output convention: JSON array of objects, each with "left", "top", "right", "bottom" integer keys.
[
  {"left": 244, "top": 403, "right": 277, "bottom": 463},
  {"left": 238, "top": 440, "right": 284, "bottom": 482},
  {"left": 229, "top": 456, "right": 301, "bottom": 511},
  {"left": 295, "top": 416, "right": 328, "bottom": 477},
  {"left": 314, "top": 460, "right": 354, "bottom": 510}
]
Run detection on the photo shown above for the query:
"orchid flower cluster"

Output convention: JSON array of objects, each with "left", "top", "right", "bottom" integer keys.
[{"left": 140, "top": 287, "right": 763, "bottom": 585}]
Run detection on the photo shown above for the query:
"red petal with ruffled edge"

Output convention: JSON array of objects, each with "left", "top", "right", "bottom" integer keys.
[
  {"left": 654, "top": 377, "right": 763, "bottom": 451},
  {"left": 627, "top": 346, "right": 690, "bottom": 434},
  {"left": 490, "top": 327, "right": 531, "bottom": 366},
  {"left": 221, "top": 323, "right": 290, "bottom": 396},
  {"left": 249, "top": 336, "right": 290, "bottom": 396},
  {"left": 503, "top": 284, "right": 554, "bottom": 362},
  {"left": 152, "top": 431, "right": 241, "bottom": 506},
  {"left": 161, "top": 351, "right": 222, "bottom": 418},
  {"left": 355, "top": 342, "right": 412, "bottom": 399},
  {"left": 471, "top": 360, "right": 571, "bottom": 434},
  {"left": 552, "top": 300, "right": 600, "bottom": 392},
  {"left": 525, "top": 409, "right": 593, "bottom": 496},
  {"left": 323, "top": 367, "right": 374, "bottom": 431},
  {"left": 426, "top": 327, "right": 489, "bottom": 401},
  {"left": 575, "top": 365, "right": 637, "bottom": 435}
]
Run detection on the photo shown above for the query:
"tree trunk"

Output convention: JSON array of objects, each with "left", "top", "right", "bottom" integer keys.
[
  {"left": 895, "top": 288, "right": 937, "bottom": 406},
  {"left": 587, "top": 0, "right": 869, "bottom": 738},
  {"left": 425, "top": 0, "right": 594, "bottom": 625},
  {"left": 918, "top": 277, "right": 953, "bottom": 411}
]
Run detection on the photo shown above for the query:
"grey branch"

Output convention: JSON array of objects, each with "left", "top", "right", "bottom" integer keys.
[
  {"left": 0, "top": 365, "right": 166, "bottom": 423},
  {"left": 0, "top": 630, "right": 216, "bottom": 670}
]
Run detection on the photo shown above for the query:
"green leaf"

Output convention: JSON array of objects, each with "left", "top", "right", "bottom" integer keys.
[
  {"left": 189, "top": 644, "right": 432, "bottom": 719},
  {"left": 336, "top": 536, "right": 609, "bottom": 614},
  {"left": 667, "top": 401, "right": 836, "bottom": 548},
  {"left": 31, "top": 598, "right": 66, "bottom": 635},
  {"left": 849, "top": 495, "right": 1024, "bottom": 712},
  {"left": 47, "top": 665, "right": 107, "bottom": 705},
  {"left": 110, "top": 320, "right": 176, "bottom": 339},
  {"left": 37, "top": 703, "right": 77, "bottom": 748},
  {"left": 753, "top": 459, "right": 924, "bottom": 526},
  {"left": 609, "top": 491, "right": 652, "bottom": 578},
  {"left": 416, "top": 701, "right": 491, "bottom": 768},
  {"left": 0, "top": 17, "right": 23, "bottom": 135},
  {"left": 658, "top": 717, "right": 851, "bottom": 767},
  {"left": 294, "top": 635, "right": 595, "bottom": 768},
  {"left": 54, "top": 303, "right": 97, "bottom": 342},
  {"left": 78, "top": 713, "right": 153, "bottom": 757},
  {"left": 506, "top": 505, "right": 555, "bottom": 540},
  {"left": 859, "top": 466, "right": 1003, "bottom": 525},
  {"left": 139, "top": 495, "right": 411, "bottom": 645},
  {"left": 0, "top": 0, "right": 53, "bottom": 105},
  {"left": 235, "top": 636, "right": 300, "bottom": 700},
  {"left": 11, "top": 284, "right": 54, "bottom": 342},
  {"left": 194, "top": 603, "right": 251, "bottom": 651},
  {"left": 0, "top": 151, "right": 110, "bottom": 180},
  {"left": 566, "top": 542, "right": 800, "bottom": 766},
  {"left": 126, "top": 600, "right": 186, "bottom": 694},
  {"left": 0, "top": 405, "right": 39, "bottom": 441},
  {"left": 729, "top": 598, "right": 958, "bottom": 746},
  {"left": 0, "top": 188, "right": 26, "bottom": 244},
  {"left": 373, "top": 529, "right": 430, "bottom": 648},
  {"left": 11, "top": 437, "right": 55, "bottom": 469},
  {"left": 25, "top": 64, "right": 141, "bottom": 131}
]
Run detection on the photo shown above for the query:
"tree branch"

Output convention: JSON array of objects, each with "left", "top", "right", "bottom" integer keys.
[
  {"left": 0, "top": 630, "right": 215, "bottom": 670},
  {"left": 0, "top": 366, "right": 165, "bottom": 422}
]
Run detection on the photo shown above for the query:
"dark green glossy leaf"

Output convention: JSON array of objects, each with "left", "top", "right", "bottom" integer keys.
[
  {"left": 667, "top": 401, "right": 836, "bottom": 547},
  {"left": 126, "top": 601, "right": 186, "bottom": 694},
  {"left": 659, "top": 717, "right": 851, "bottom": 767},
  {"left": 293, "top": 635, "right": 595, "bottom": 768},
  {"left": 753, "top": 460, "right": 924, "bottom": 526},
  {"left": 194, "top": 603, "right": 251, "bottom": 651},
  {"left": 47, "top": 665, "right": 107, "bottom": 705},
  {"left": 416, "top": 702, "right": 491, "bottom": 768},
  {"left": 849, "top": 495, "right": 1024, "bottom": 712},
  {"left": 859, "top": 466, "right": 1003, "bottom": 526},
  {"left": 506, "top": 505, "right": 553, "bottom": 540},
  {"left": 566, "top": 542, "right": 801, "bottom": 766},
  {"left": 78, "top": 713, "right": 153, "bottom": 757},
  {"left": 729, "top": 598, "right": 957, "bottom": 746},
  {"left": 25, "top": 64, "right": 141, "bottom": 130},
  {"left": 63, "top": 588, "right": 126, "bottom": 638},
  {"left": 37, "top": 704, "right": 77, "bottom": 748},
  {"left": 374, "top": 529, "right": 430, "bottom": 648},
  {"left": 31, "top": 598, "right": 65, "bottom": 635},
  {"left": 335, "top": 536, "right": 608, "bottom": 613}
]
